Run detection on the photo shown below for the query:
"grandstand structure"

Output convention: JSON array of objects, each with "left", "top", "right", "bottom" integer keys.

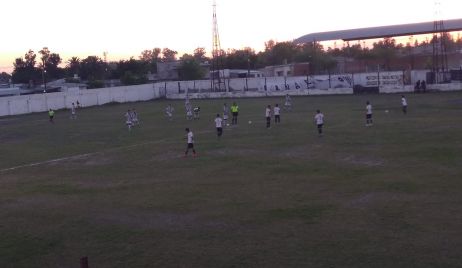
[
  {"left": 295, "top": 19, "right": 462, "bottom": 43},
  {"left": 296, "top": 19, "right": 462, "bottom": 81}
]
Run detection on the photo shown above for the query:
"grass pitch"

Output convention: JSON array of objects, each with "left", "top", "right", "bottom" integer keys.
[{"left": 1, "top": 92, "right": 462, "bottom": 267}]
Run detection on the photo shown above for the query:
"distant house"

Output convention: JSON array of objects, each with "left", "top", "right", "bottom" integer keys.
[
  {"left": 262, "top": 63, "right": 310, "bottom": 77},
  {"left": 157, "top": 61, "right": 182, "bottom": 81},
  {"left": 156, "top": 61, "right": 211, "bottom": 81},
  {"left": 211, "top": 69, "right": 264, "bottom": 79}
]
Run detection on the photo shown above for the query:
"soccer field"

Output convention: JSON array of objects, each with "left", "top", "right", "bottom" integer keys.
[{"left": 1, "top": 92, "right": 462, "bottom": 267}]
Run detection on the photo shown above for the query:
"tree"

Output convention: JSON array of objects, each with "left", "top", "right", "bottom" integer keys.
[
  {"left": 0, "top": 72, "right": 11, "bottom": 83},
  {"left": 259, "top": 41, "right": 299, "bottom": 66},
  {"left": 37, "top": 47, "right": 64, "bottom": 80},
  {"left": 193, "top": 47, "right": 208, "bottom": 62},
  {"left": 24, "top": 49, "right": 37, "bottom": 69},
  {"left": 161, "top": 48, "right": 178, "bottom": 62},
  {"left": 66, "top": 57, "right": 81, "bottom": 77},
  {"left": 372, "top": 38, "right": 398, "bottom": 70},
  {"left": 178, "top": 55, "right": 205, "bottom": 80},
  {"left": 139, "top": 48, "right": 161, "bottom": 62},
  {"left": 139, "top": 48, "right": 161, "bottom": 73},
  {"left": 11, "top": 50, "right": 41, "bottom": 84},
  {"left": 115, "top": 58, "right": 148, "bottom": 85},
  {"left": 79, "top": 56, "right": 107, "bottom": 80},
  {"left": 223, "top": 48, "right": 257, "bottom": 70}
]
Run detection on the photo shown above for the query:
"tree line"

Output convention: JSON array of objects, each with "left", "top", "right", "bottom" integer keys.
[{"left": 11, "top": 35, "right": 462, "bottom": 88}]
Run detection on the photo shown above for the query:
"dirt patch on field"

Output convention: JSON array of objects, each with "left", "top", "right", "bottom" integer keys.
[
  {"left": 0, "top": 133, "right": 28, "bottom": 144},
  {"left": 81, "top": 154, "right": 114, "bottom": 166},
  {"left": 0, "top": 195, "right": 70, "bottom": 211},
  {"left": 347, "top": 192, "right": 418, "bottom": 209},
  {"left": 447, "top": 98, "right": 462, "bottom": 105},
  {"left": 207, "top": 148, "right": 261, "bottom": 157},
  {"left": 278, "top": 144, "right": 324, "bottom": 159},
  {"left": 149, "top": 150, "right": 182, "bottom": 162},
  {"left": 337, "top": 153, "right": 385, "bottom": 167},
  {"left": 94, "top": 210, "right": 235, "bottom": 232}
]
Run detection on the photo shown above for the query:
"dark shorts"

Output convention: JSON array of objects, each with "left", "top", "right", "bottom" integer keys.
[
  {"left": 232, "top": 112, "right": 238, "bottom": 117},
  {"left": 366, "top": 114, "right": 372, "bottom": 119},
  {"left": 317, "top": 124, "right": 323, "bottom": 128},
  {"left": 187, "top": 143, "right": 194, "bottom": 149},
  {"left": 49, "top": 116, "right": 54, "bottom": 119},
  {"left": 217, "top": 127, "right": 223, "bottom": 136}
]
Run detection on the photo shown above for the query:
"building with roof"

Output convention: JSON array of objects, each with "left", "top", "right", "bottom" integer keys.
[{"left": 295, "top": 19, "right": 462, "bottom": 43}]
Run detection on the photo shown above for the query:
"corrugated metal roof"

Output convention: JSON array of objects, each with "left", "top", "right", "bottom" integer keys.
[{"left": 295, "top": 18, "right": 462, "bottom": 43}]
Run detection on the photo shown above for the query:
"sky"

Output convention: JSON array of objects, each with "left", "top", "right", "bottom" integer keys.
[{"left": 1, "top": 0, "right": 462, "bottom": 73}]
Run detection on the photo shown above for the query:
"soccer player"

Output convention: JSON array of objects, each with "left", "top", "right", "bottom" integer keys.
[
  {"left": 70, "top": 103, "right": 76, "bottom": 120},
  {"left": 184, "top": 128, "right": 197, "bottom": 157},
  {"left": 274, "top": 103, "right": 281, "bottom": 124},
  {"left": 401, "top": 95, "right": 408, "bottom": 114},
  {"left": 131, "top": 109, "right": 140, "bottom": 125},
  {"left": 215, "top": 114, "right": 223, "bottom": 138},
  {"left": 284, "top": 94, "right": 292, "bottom": 111},
  {"left": 231, "top": 102, "right": 239, "bottom": 125},
  {"left": 165, "top": 104, "right": 174, "bottom": 121},
  {"left": 265, "top": 105, "right": 272, "bottom": 129},
  {"left": 223, "top": 103, "right": 229, "bottom": 126},
  {"left": 186, "top": 105, "right": 193, "bottom": 120},
  {"left": 125, "top": 109, "right": 133, "bottom": 131},
  {"left": 366, "top": 101, "right": 373, "bottom": 126},
  {"left": 193, "top": 106, "right": 201, "bottom": 120},
  {"left": 314, "top": 109, "right": 324, "bottom": 136},
  {"left": 48, "top": 109, "right": 55, "bottom": 123},
  {"left": 185, "top": 94, "right": 190, "bottom": 108}
]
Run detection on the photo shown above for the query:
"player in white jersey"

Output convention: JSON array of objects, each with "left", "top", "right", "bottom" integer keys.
[
  {"left": 223, "top": 103, "right": 229, "bottom": 126},
  {"left": 215, "top": 114, "right": 223, "bottom": 138},
  {"left": 165, "top": 104, "right": 174, "bottom": 121},
  {"left": 401, "top": 95, "right": 408, "bottom": 114},
  {"left": 366, "top": 101, "right": 373, "bottom": 126},
  {"left": 284, "top": 94, "right": 292, "bottom": 111},
  {"left": 184, "top": 128, "right": 197, "bottom": 157},
  {"left": 131, "top": 109, "right": 140, "bottom": 125},
  {"left": 314, "top": 109, "right": 324, "bottom": 136},
  {"left": 125, "top": 109, "right": 133, "bottom": 131},
  {"left": 274, "top": 104, "right": 281, "bottom": 124},
  {"left": 186, "top": 104, "right": 193, "bottom": 120},
  {"left": 185, "top": 94, "right": 190, "bottom": 108},
  {"left": 70, "top": 103, "right": 77, "bottom": 120},
  {"left": 265, "top": 105, "right": 272, "bottom": 129}
]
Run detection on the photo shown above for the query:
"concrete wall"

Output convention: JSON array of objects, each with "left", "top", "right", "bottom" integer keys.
[
  {"left": 2, "top": 75, "right": 461, "bottom": 117},
  {"left": 0, "top": 84, "right": 160, "bottom": 117},
  {"left": 166, "top": 88, "right": 354, "bottom": 100},
  {"left": 427, "top": 83, "right": 462, "bottom": 92}
]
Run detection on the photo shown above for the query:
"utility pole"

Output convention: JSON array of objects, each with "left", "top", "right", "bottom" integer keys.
[
  {"left": 432, "top": 1, "right": 448, "bottom": 83},
  {"left": 211, "top": 0, "right": 226, "bottom": 92}
]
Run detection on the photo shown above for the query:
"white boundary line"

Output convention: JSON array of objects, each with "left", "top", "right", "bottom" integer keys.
[{"left": 0, "top": 139, "right": 173, "bottom": 173}]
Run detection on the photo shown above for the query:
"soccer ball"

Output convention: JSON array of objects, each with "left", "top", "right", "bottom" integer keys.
[
  {"left": 248, "top": 120, "right": 252, "bottom": 124},
  {"left": 226, "top": 123, "right": 230, "bottom": 126},
  {"left": 385, "top": 110, "right": 389, "bottom": 113}
]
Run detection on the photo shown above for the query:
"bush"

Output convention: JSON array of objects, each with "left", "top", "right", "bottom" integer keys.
[
  {"left": 87, "top": 80, "right": 105, "bottom": 89},
  {"left": 121, "top": 71, "right": 147, "bottom": 85},
  {"left": 65, "top": 77, "right": 81, "bottom": 83}
]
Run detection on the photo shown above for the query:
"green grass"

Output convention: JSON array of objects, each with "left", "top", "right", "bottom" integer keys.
[{"left": 1, "top": 92, "right": 462, "bottom": 267}]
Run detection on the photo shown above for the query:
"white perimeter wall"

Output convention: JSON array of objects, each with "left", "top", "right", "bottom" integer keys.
[
  {"left": 1, "top": 76, "right": 461, "bottom": 117},
  {"left": 0, "top": 84, "right": 161, "bottom": 117}
]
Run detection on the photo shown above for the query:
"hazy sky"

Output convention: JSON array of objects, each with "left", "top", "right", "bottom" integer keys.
[{"left": 1, "top": 0, "right": 461, "bottom": 73}]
